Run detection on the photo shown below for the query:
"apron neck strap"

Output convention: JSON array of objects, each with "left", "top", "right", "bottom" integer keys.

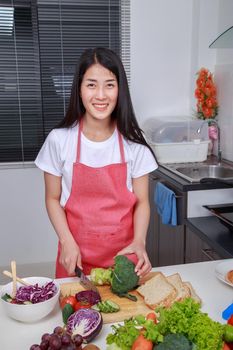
[{"left": 76, "top": 119, "right": 125, "bottom": 163}]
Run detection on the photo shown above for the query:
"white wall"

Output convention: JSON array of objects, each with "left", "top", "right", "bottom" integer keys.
[
  {"left": 214, "top": 0, "right": 233, "bottom": 161},
  {"left": 0, "top": 166, "right": 57, "bottom": 267},
  {"left": 1, "top": 0, "right": 232, "bottom": 271},
  {"left": 130, "top": 0, "right": 218, "bottom": 122}
]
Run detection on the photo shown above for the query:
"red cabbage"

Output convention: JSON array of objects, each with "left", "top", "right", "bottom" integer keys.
[
  {"left": 75, "top": 290, "right": 101, "bottom": 306},
  {"left": 15, "top": 281, "right": 57, "bottom": 304},
  {"left": 66, "top": 308, "right": 103, "bottom": 343}
]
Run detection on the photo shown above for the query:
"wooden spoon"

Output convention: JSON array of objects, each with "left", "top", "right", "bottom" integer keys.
[
  {"left": 10, "top": 260, "right": 17, "bottom": 298},
  {"left": 2, "top": 270, "right": 31, "bottom": 286}
]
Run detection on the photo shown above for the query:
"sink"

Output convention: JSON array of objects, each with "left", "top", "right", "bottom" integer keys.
[
  {"left": 176, "top": 165, "right": 233, "bottom": 181},
  {"left": 162, "top": 163, "right": 233, "bottom": 183}
]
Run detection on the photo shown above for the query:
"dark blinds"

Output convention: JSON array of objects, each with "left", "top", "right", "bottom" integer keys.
[{"left": 0, "top": 0, "right": 122, "bottom": 163}]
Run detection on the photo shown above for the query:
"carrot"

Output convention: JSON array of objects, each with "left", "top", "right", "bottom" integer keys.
[{"left": 131, "top": 334, "right": 153, "bottom": 350}]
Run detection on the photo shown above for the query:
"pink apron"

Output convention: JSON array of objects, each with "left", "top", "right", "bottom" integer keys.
[{"left": 56, "top": 121, "right": 138, "bottom": 277}]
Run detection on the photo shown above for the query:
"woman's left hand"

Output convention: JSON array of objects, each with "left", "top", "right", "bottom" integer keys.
[{"left": 116, "top": 241, "right": 152, "bottom": 277}]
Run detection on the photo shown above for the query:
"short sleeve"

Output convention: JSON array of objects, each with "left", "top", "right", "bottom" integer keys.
[
  {"left": 131, "top": 144, "right": 158, "bottom": 178},
  {"left": 34, "top": 130, "right": 63, "bottom": 176}
]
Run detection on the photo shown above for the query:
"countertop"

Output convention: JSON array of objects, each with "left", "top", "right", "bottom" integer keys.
[
  {"left": 1, "top": 260, "right": 233, "bottom": 350},
  {"left": 186, "top": 216, "right": 233, "bottom": 258}
]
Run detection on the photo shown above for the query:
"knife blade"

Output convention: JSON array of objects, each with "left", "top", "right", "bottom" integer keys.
[{"left": 75, "top": 266, "right": 100, "bottom": 295}]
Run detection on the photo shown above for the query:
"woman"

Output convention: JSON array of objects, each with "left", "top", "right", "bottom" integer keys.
[{"left": 35, "top": 47, "right": 158, "bottom": 278}]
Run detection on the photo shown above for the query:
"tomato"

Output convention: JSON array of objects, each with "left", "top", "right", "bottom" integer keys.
[
  {"left": 228, "top": 315, "right": 233, "bottom": 326},
  {"left": 131, "top": 334, "right": 153, "bottom": 350},
  {"left": 146, "top": 312, "right": 157, "bottom": 324},
  {"left": 60, "top": 295, "right": 77, "bottom": 310},
  {"left": 223, "top": 342, "right": 231, "bottom": 350},
  {"left": 74, "top": 300, "right": 92, "bottom": 311}
]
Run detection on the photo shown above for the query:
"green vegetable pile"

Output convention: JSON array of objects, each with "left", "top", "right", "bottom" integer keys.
[
  {"left": 157, "top": 298, "right": 224, "bottom": 350},
  {"left": 106, "top": 298, "right": 229, "bottom": 350},
  {"left": 106, "top": 315, "right": 162, "bottom": 350},
  {"left": 90, "top": 255, "right": 139, "bottom": 301}
]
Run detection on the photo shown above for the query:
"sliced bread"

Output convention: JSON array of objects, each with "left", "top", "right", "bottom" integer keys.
[
  {"left": 166, "top": 273, "right": 191, "bottom": 302},
  {"left": 183, "top": 281, "right": 202, "bottom": 304},
  {"left": 137, "top": 272, "right": 178, "bottom": 309}
]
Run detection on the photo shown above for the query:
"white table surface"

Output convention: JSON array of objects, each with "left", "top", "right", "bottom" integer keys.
[{"left": 1, "top": 259, "right": 233, "bottom": 350}]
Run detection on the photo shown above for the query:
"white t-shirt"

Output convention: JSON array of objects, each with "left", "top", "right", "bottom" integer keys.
[{"left": 35, "top": 124, "right": 158, "bottom": 206}]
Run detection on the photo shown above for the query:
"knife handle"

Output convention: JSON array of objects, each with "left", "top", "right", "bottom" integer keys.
[{"left": 75, "top": 266, "right": 82, "bottom": 278}]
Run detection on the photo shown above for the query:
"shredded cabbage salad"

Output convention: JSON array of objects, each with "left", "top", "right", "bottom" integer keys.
[{"left": 15, "top": 281, "right": 57, "bottom": 304}]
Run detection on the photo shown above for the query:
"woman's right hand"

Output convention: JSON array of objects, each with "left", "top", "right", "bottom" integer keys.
[{"left": 59, "top": 236, "right": 82, "bottom": 276}]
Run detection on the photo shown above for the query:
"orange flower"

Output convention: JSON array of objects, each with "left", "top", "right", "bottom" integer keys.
[{"left": 194, "top": 67, "right": 218, "bottom": 120}]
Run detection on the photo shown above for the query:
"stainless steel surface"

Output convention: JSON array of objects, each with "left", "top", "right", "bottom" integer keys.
[
  {"left": 176, "top": 165, "right": 233, "bottom": 181},
  {"left": 161, "top": 162, "right": 233, "bottom": 183},
  {"left": 75, "top": 266, "right": 100, "bottom": 295}
]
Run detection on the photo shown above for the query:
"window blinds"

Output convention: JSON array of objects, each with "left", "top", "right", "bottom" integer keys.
[{"left": 0, "top": 0, "right": 130, "bottom": 163}]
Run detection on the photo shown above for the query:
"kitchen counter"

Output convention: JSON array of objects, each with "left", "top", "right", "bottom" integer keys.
[
  {"left": 186, "top": 216, "right": 233, "bottom": 258},
  {"left": 1, "top": 259, "right": 233, "bottom": 350}
]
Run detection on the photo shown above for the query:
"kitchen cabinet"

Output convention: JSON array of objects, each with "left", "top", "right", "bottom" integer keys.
[
  {"left": 185, "top": 227, "right": 222, "bottom": 263},
  {"left": 146, "top": 174, "right": 186, "bottom": 267}
]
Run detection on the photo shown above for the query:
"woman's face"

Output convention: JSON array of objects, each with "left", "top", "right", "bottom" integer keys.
[{"left": 80, "top": 63, "right": 118, "bottom": 122}]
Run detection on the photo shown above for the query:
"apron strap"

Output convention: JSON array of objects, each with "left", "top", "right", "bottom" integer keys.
[
  {"left": 76, "top": 119, "right": 125, "bottom": 163},
  {"left": 76, "top": 119, "right": 82, "bottom": 163},
  {"left": 117, "top": 129, "right": 125, "bottom": 163}
]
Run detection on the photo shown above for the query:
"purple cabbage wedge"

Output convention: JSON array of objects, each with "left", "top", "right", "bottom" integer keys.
[
  {"left": 15, "top": 281, "right": 57, "bottom": 304},
  {"left": 66, "top": 308, "right": 103, "bottom": 343},
  {"left": 75, "top": 290, "right": 101, "bottom": 305}
]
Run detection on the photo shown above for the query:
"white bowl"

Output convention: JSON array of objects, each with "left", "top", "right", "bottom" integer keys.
[{"left": 0, "top": 276, "right": 60, "bottom": 323}]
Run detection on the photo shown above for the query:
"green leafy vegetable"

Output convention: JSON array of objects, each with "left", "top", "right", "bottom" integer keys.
[
  {"left": 106, "top": 315, "right": 162, "bottom": 350},
  {"left": 91, "top": 255, "right": 139, "bottom": 301},
  {"left": 153, "top": 333, "right": 194, "bottom": 349},
  {"left": 157, "top": 298, "right": 224, "bottom": 350},
  {"left": 106, "top": 343, "right": 123, "bottom": 350}
]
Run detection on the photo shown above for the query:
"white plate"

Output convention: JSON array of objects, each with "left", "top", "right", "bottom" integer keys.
[{"left": 215, "top": 260, "right": 233, "bottom": 287}]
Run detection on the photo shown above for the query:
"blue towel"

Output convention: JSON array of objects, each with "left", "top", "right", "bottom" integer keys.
[{"left": 154, "top": 182, "right": 177, "bottom": 226}]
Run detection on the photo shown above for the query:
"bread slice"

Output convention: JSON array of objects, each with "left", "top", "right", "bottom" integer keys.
[
  {"left": 166, "top": 273, "right": 191, "bottom": 302},
  {"left": 137, "top": 272, "right": 178, "bottom": 309},
  {"left": 183, "top": 281, "right": 202, "bottom": 304}
]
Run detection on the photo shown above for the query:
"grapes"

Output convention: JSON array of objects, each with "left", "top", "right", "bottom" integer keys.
[
  {"left": 49, "top": 334, "right": 62, "bottom": 349},
  {"left": 61, "top": 333, "right": 72, "bottom": 345},
  {"left": 53, "top": 326, "right": 63, "bottom": 335},
  {"left": 30, "top": 345, "right": 41, "bottom": 350},
  {"left": 41, "top": 333, "right": 51, "bottom": 342},
  {"left": 30, "top": 325, "right": 84, "bottom": 350},
  {"left": 40, "top": 340, "right": 49, "bottom": 350},
  {"left": 72, "top": 335, "right": 83, "bottom": 347}
]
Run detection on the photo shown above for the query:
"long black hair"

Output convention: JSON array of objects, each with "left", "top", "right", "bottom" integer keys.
[{"left": 57, "top": 47, "right": 156, "bottom": 158}]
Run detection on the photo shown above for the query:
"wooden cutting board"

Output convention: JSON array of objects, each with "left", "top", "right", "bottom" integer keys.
[{"left": 60, "top": 272, "right": 157, "bottom": 324}]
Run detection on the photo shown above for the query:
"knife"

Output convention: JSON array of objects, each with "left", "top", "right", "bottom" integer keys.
[{"left": 75, "top": 266, "right": 100, "bottom": 295}]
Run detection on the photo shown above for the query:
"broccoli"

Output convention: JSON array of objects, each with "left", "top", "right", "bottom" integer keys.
[
  {"left": 90, "top": 255, "right": 139, "bottom": 301},
  {"left": 154, "top": 334, "right": 194, "bottom": 350}
]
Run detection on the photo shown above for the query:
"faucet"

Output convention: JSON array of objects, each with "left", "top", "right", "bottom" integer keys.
[{"left": 209, "top": 120, "right": 222, "bottom": 164}]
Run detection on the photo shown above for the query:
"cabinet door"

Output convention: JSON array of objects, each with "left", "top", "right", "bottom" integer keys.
[
  {"left": 185, "top": 227, "right": 222, "bottom": 263},
  {"left": 146, "top": 175, "right": 185, "bottom": 267},
  {"left": 157, "top": 220, "right": 185, "bottom": 266}
]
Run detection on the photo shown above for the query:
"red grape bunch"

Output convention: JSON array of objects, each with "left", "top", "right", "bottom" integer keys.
[{"left": 30, "top": 326, "right": 83, "bottom": 350}]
